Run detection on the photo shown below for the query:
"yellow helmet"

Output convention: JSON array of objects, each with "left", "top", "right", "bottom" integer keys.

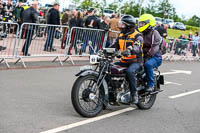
[{"left": 138, "top": 14, "right": 156, "bottom": 32}]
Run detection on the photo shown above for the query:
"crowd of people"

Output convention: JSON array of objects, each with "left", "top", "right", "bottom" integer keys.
[
  {"left": 167, "top": 32, "right": 200, "bottom": 58},
  {"left": 0, "top": 0, "right": 200, "bottom": 59}
]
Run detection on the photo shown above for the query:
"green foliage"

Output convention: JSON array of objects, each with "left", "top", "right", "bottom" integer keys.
[
  {"left": 72, "top": 0, "right": 81, "bottom": 6},
  {"left": 77, "top": 0, "right": 200, "bottom": 28},
  {"left": 108, "top": 2, "right": 118, "bottom": 12},
  {"left": 168, "top": 29, "right": 199, "bottom": 39},
  {"left": 184, "top": 15, "right": 200, "bottom": 27},
  {"left": 186, "top": 25, "right": 199, "bottom": 32},
  {"left": 79, "top": 0, "right": 94, "bottom": 9},
  {"left": 120, "top": 1, "right": 144, "bottom": 17}
]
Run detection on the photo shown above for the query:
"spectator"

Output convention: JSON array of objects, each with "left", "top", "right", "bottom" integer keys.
[
  {"left": 188, "top": 32, "right": 193, "bottom": 40},
  {"left": 175, "top": 34, "right": 188, "bottom": 55},
  {"left": 21, "top": 1, "right": 39, "bottom": 56},
  {"left": 61, "top": 9, "right": 71, "bottom": 26},
  {"left": 188, "top": 32, "right": 193, "bottom": 51},
  {"left": 99, "top": 16, "right": 110, "bottom": 47},
  {"left": 155, "top": 23, "right": 168, "bottom": 38},
  {"left": 4, "top": 0, "right": 13, "bottom": 13},
  {"left": 69, "top": 10, "right": 77, "bottom": 28},
  {"left": 70, "top": 11, "right": 84, "bottom": 54},
  {"left": 0, "top": 1, "right": 5, "bottom": 16},
  {"left": 82, "top": 9, "right": 87, "bottom": 23},
  {"left": 76, "top": 11, "right": 84, "bottom": 27},
  {"left": 110, "top": 14, "right": 115, "bottom": 19},
  {"left": 0, "top": 1, "right": 6, "bottom": 51},
  {"left": 69, "top": 10, "right": 84, "bottom": 28},
  {"left": 109, "top": 13, "right": 120, "bottom": 45},
  {"left": 192, "top": 32, "right": 200, "bottom": 57},
  {"left": 85, "top": 9, "right": 100, "bottom": 29},
  {"left": 13, "top": 1, "right": 24, "bottom": 29},
  {"left": 99, "top": 16, "right": 110, "bottom": 31},
  {"left": 44, "top": 3, "right": 60, "bottom": 52},
  {"left": 61, "top": 9, "right": 71, "bottom": 49}
]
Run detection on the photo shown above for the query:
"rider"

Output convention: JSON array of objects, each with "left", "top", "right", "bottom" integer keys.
[
  {"left": 138, "top": 14, "right": 162, "bottom": 92},
  {"left": 113, "top": 15, "right": 143, "bottom": 104}
]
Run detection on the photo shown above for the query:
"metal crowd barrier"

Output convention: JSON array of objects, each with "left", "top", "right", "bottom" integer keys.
[
  {"left": 65, "top": 27, "right": 108, "bottom": 59},
  {"left": 15, "top": 23, "right": 70, "bottom": 67},
  {"left": 163, "top": 37, "right": 200, "bottom": 61},
  {"left": 0, "top": 22, "right": 19, "bottom": 68},
  {"left": 2, "top": 22, "right": 199, "bottom": 69}
]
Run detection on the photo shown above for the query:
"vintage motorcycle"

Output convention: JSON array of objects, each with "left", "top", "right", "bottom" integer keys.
[{"left": 71, "top": 48, "right": 164, "bottom": 117}]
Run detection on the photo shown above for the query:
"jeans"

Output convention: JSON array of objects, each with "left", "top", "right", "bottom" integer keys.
[
  {"left": 22, "top": 28, "right": 34, "bottom": 56},
  {"left": 115, "top": 62, "right": 141, "bottom": 96},
  {"left": 192, "top": 45, "right": 198, "bottom": 56},
  {"left": 44, "top": 27, "right": 56, "bottom": 50},
  {"left": 144, "top": 57, "right": 162, "bottom": 88}
]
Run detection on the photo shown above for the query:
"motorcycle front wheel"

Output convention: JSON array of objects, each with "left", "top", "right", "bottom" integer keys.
[{"left": 71, "top": 74, "right": 104, "bottom": 117}]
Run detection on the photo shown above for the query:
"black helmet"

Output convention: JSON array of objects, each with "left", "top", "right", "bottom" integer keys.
[{"left": 120, "top": 15, "right": 136, "bottom": 28}]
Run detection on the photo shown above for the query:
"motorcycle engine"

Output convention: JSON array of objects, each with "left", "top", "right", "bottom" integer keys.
[{"left": 110, "top": 77, "right": 130, "bottom": 104}]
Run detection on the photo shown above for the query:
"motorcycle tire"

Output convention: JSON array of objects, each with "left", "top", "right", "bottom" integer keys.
[
  {"left": 137, "top": 78, "right": 158, "bottom": 110},
  {"left": 71, "top": 74, "right": 104, "bottom": 117}
]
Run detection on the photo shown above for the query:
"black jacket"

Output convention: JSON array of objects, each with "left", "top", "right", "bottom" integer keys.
[
  {"left": 69, "top": 17, "right": 84, "bottom": 28},
  {"left": 155, "top": 25, "right": 167, "bottom": 38},
  {"left": 85, "top": 15, "right": 100, "bottom": 29},
  {"left": 99, "top": 21, "right": 109, "bottom": 31},
  {"left": 22, "top": 7, "right": 38, "bottom": 23},
  {"left": 47, "top": 8, "right": 60, "bottom": 25}
]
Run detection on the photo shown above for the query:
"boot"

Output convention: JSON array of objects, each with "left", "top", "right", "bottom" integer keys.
[
  {"left": 146, "top": 87, "right": 154, "bottom": 92},
  {"left": 131, "top": 92, "right": 138, "bottom": 104}
]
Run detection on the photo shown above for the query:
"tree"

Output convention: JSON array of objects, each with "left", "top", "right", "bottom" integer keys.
[
  {"left": 185, "top": 15, "right": 200, "bottom": 27},
  {"left": 145, "top": 0, "right": 158, "bottom": 16},
  {"left": 53, "top": 0, "right": 60, "bottom": 4},
  {"left": 72, "top": 0, "right": 80, "bottom": 6},
  {"left": 120, "top": 1, "right": 144, "bottom": 17},
  {"left": 108, "top": 2, "right": 118, "bottom": 12},
  {"left": 157, "top": 0, "right": 174, "bottom": 18},
  {"left": 79, "top": 0, "right": 94, "bottom": 9}
]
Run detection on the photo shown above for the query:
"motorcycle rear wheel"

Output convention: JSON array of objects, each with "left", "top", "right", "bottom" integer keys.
[{"left": 137, "top": 79, "right": 158, "bottom": 110}]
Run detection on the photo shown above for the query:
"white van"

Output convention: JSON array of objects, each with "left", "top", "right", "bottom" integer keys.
[{"left": 103, "top": 9, "right": 115, "bottom": 18}]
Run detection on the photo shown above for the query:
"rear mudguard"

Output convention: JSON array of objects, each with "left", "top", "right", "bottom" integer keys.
[{"left": 76, "top": 70, "right": 109, "bottom": 107}]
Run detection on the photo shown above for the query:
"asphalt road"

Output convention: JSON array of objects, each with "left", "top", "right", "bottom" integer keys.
[{"left": 0, "top": 61, "right": 200, "bottom": 133}]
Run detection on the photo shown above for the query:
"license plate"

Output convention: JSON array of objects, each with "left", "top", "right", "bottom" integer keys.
[{"left": 80, "top": 65, "right": 93, "bottom": 71}]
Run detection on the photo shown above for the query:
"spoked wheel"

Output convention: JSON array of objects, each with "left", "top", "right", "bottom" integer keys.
[
  {"left": 71, "top": 74, "right": 104, "bottom": 117},
  {"left": 137, "top": 91, "right": 157, "bottom": 110},
  {"left": 137, "top": 80, "right": 158, "bottom": 110}
]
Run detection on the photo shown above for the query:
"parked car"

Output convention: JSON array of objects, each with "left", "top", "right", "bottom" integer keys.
[
  {"left": 164, "top": 19, "right": 174, "bottom": 28},
  {"left": 155, "top": 17, "right": 163, "bottom": 24},
  {"left": 173, "top": 22, "right": 186, "bottom": 30},
  {"left": 103, "top": 9, "right": 115, "bottom": 18}
]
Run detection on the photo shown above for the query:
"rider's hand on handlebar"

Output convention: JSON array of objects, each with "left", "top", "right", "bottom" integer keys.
[
  {"left": 121, "top": 49, "right": 131, "bottom": 57},
  {"left": 116, "top": 51, "right": 121, "bottom": 58}
]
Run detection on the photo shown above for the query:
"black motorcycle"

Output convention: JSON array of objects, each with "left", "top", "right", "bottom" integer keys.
[{"left": 71, "top": 48, "right": 164, "bottom": 117}]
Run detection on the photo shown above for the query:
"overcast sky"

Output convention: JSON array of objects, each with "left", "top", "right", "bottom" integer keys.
[
  {"left": 42, "top": 0, "right": 200, "bottom": 18},
  {"left": 169, "top": 0, "right": 200, "bottom": 18}
]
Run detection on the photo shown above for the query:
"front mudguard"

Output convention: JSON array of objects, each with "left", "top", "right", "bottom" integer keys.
[{"left": 76, "top": 70, "right": 109, "bottom": 108}]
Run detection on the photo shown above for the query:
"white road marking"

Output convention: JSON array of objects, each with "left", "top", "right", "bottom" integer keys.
[
  {"left": 161, "top": 70, "right": 192, "bottom": 75},
  {"left": 169, "top": 89, "right": 200, "bottom": 99},
  {"left": 165, "top": 80, "right": 182, "bottom": 86},
  {"left": 40, "top": 107, "right": 135, "bottom": 133}
]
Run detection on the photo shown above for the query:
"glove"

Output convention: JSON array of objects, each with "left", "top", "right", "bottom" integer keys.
[
  {"left": 116, "top": 51, "right": 121, "bottom": 58},
  {"left": 121, "top": 49, "right": 131, "bottom": 57}
]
